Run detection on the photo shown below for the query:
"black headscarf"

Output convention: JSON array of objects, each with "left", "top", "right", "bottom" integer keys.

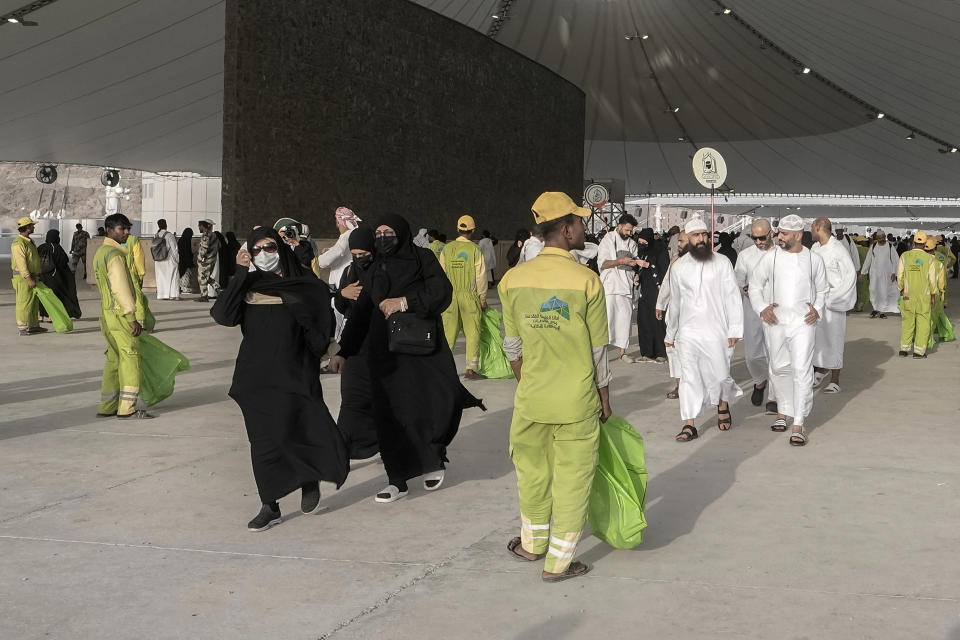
[
  {"left": 244, "top": 227, "right": 333, "bottom": 355},
  {"left": 368, "top": 214, "right": 425, "bottom": 302},
  {"left": 349, "top": 224, "right": 376, "bottom": 252},
  {"left": 637, "top": 228, "right": 655, "bottom": 245},
  {"left": 178, "top": 228, "right": 194, "bottom": 276},
  {"left": 45, "top": 229, "right": 61, "bottom": 245}
]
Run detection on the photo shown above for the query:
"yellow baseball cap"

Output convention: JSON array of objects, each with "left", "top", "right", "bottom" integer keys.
[
  {"left": 531, "top": 192, "right": 591, "bottom": 224},
  {"left": 914, "top": 231, "right": 928, "bottom": 244},
  {"left": 925, "top": 237, "right": 938, "bottom": 250},
  {"left": 17, "top": 216, "right": 37, "bottom": 229},
  {"left": 457, "top": 215, "right": 476, "bottom": 231}
]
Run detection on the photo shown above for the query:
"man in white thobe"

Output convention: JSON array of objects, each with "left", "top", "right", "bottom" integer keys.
[
  {"left": 313, "top": 206, "right": 361, "bottom": 341},
  {"left": 734, "top": 218, "right": 778, "bottom": 411},
  {"left": 749, "top": 214, "right": 829, "bottom": 446},
  {"left": 860, "top": 230, "right": 900, "bottom": 317},
  {"left": 665, "top": 218, "right": 743, "bottom": 442},
  {"left": 657, "top": 231, "right": 687, "bottom": 399},
  {"left": 153, "top": 218, "right": 180, "bottom": 300},
  {"left": 836, "top": 227, "right": 861, "bottom": 271},
  {"left": 478, "top": 231, "right": 498, "bottom": 285},
  {"left": 598, "top": 214, "right": 641, "bottom": 361},
  {"left": 518, "top": 232, "right": 544, "bottom": 263},
  {"left": 811, "top": 218, "right": 858, "bottom": 393}
]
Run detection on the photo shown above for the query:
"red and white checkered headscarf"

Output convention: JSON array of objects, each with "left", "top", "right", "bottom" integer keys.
[{"left": 335, "top": 206, "right": 361, "bottom": 230}]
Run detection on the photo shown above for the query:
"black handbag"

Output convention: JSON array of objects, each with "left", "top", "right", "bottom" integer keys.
[{"left": 387, "top": 312, "right": 438, "bottom": 355}]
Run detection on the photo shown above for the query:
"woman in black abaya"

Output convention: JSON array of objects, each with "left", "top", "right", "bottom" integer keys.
[
  {"left": 636, "top": 227, "right": 669, "bottom": 361},
  {"left": 331, "top": 214, "right": 484, "bottom": 503},
  {"left": 37, "top": 229, "right": 82, "bottom": 319},
  {"left": 177, "top": 228, "right": 196, "bottom": 294},
  {"left": 211, "top": 227, "right": 348, "bottom": 531},
  {"left": 333, "top": 225, "right": 379, "bottom": 460}
]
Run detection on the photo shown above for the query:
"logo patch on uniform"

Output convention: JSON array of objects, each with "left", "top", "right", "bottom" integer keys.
[
  {"left": 456, "top": 251, "right": 469, "bottom": 261},
  {"left": 539, "top": 296, "right": 570, "bottom": 320}
]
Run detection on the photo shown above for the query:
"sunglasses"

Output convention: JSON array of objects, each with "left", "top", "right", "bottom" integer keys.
[
  {"left": 250, "top": 242, "right": 279, "bottom": 256},
  {"left": 750, "top": 235, "right": 771, "bottom": 241}
]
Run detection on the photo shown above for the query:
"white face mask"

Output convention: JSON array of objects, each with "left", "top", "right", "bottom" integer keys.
[{"left": 253, "top": 250, "right": 280, "bottom": 273}]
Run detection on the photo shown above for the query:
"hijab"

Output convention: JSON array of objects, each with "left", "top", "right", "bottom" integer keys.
[
  {"left": 45, "top": 229, "right": 61, "bottom": 245},
  {"left": 368, "top": 213, "right": 425, "bottom": 302},
  {"left": 349, "top": 225, "right": 376, "bottom": 252},
  {"left": 245, "top": 227, "right": 332, "bottom": 353},
  {"left": 178, "top": 228, "right": 194, "bottom": 276},
  {"left": 637, "top": 228, "right": 655, "bottom": 245}
]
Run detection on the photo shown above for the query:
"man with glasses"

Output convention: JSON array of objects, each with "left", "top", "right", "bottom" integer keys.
[
  {"left": 93, "top": 214, "right": 150, "bottom": 419},
  {"left": 749, "top": 214, "right": 829, "bottom": 446},
  {"left": 734, "top": 218, "right": 778, "bottom": 412}
]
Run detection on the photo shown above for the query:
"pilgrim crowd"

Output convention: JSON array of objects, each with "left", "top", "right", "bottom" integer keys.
[{"left": 8, "top": 193, "right": 957, "bottom": 582}]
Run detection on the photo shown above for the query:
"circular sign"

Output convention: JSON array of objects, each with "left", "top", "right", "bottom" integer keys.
[
  {"left": 692, "top": 147, "right": 728, "bottom": 189},
  {"left": 584, "top": 183, "right": 610, "bottom": 208}
]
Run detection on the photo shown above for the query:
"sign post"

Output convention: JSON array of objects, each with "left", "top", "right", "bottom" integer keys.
[
  {"left": 583, "top": 183, "right": 611, "bottom": 232},
  {"left": 691, "top": 148, "right": 728, "bottom": 249}
]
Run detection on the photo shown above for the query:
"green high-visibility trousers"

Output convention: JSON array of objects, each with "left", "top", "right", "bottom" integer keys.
[
  {"left": 509, "top": 411, "right": 599, "bottom": 574},
  {"left": 900, "top": 296, "right": 931, "bottom": 356},
  {"left": 98, "top": 311, "right": 141, "bottom": 416},
  {"left": 12, "top": 275, "right": 39, "bottom": 330},
  {"left": 442, "top": 292, "right": 482, "bottom": 371}
]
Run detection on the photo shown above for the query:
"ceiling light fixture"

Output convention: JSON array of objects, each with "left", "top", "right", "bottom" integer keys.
[
  {"left": 802, "top": 67, "right": 811, "bottom": 74},
  {"left": 723, "top": 8, "right": 732, "bottom": 14},
  {"left": 877, "top": 112, "right": 885, "bottom": 119},
  {"left": 7, "top": 17, "right": 18, "bottom": 23},
  {"left": 952, "top": 148, "right": 958, "bottom": 153},
  {"left": 491, "top": 14, "right": 499, "bottom": 19},
  {"left": 906, "top": 132, "right": 916, "bottom": 140},
  {"left": 641, "top": 34, "right": 649, "bottom": 40}
]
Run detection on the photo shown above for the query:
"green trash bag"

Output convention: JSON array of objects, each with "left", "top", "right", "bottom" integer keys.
[
  {"left": 477, "top": 308, "right": 514, "bottom": 379},
  {"left": 34, "top": 283, "right": 73, "bottom": 333},
  {"left": 138, "top": 334, "right": 189, "bottom": 407},
  {"left": 937, "top": 309, "right": 955, "bottom": 342},
  {"left": 588, "top": 415, "right": 648, "bottom": 549},
  {"left": 139, "top": 293, "right": 156, "bottom": 331}
]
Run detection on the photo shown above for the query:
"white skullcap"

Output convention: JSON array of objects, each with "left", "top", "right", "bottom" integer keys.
[
  {"left": 778, "top": 214, "right": 804, "bottom": 231},
  {"left": 684, "top": 217, "right": 708, "bottom": 234}
]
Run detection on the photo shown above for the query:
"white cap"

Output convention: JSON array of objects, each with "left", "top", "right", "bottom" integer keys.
[
  {"left": 778, "top": 214, "right": 804, "bottom": 231},
  {"left": 684, "top": 217, "right": 708, "bottom": 234},
  {"left": 200, "top": 218, "right": 214, "bottom": 225}
]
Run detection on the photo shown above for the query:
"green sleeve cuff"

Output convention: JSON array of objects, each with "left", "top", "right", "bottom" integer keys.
[{"left": 123, "top": 313, "right": 137, "bottom": 323}]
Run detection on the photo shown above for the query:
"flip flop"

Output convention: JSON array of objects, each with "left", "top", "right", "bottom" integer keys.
[
  {"left": 790, "top": 429, "right": 808, "bottom": 446},
  {"left": 507, "top": 537, "right": 542, "bottom": 562},
  {"left": 770, "top": 419, "right": 788, "bottom": 432},
  {"left": 542, "top": 561, "right": 591, "bottom": 583},
  {"left": 822, "top": 382, "right": 841, "bottom": 393}
]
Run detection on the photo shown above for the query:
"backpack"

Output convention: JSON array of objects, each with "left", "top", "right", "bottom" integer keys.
[{"left": 151, "top": 232, "right": 169, "bottom": 261}]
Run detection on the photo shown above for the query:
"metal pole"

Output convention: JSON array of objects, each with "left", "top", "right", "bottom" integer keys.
[{"left": 710, "top": 186, "right": 716, "bottom": 250}]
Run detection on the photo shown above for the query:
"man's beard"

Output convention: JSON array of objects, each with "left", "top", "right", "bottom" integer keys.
[
  {"left": 678, "top": 244, "right": 689, "bottom": 257},
  {"left": 689, "top": 241, "right": 713, "bottom": 262}
]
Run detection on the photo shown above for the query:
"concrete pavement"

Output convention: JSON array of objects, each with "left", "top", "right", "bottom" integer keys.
[{"left": 1, "top": 279, "right": 959, "bottom": 639}]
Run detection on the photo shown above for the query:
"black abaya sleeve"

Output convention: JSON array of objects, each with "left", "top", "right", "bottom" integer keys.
[
  {"left": 406, "top": 248, "right": 453, "bottom": 317},
  {"left": 655, "top": 250, "right": 670, "bottom": 287},
  {"left": 210, "top": 269, "right": 249, "bottom": 327},
  {"left": 337, "top": 289, "right": 374, "bottom": 358},
  {"left": 334, "top": 265, "right": 358, "bottom": 316}
]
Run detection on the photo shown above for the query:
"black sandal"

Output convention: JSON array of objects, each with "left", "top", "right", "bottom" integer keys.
[
  {"left": 770, "top": 419, "right": 788, "bottom": 432},
  {"left": 675, "top": 425, "right": 698, "bottom": 442},
  {"left": 542, "top": 561, "right": 591, "bottom": 583},
  {"left": 507, "top": 537, "right": 542, "bottom": 562},
  {"left": 717, "top": 406, "right": 732, "bottom": 431}
]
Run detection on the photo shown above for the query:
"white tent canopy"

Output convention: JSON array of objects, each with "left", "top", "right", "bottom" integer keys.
[{"left": 1, "top": 0, "right": 958, "bottom": 208}]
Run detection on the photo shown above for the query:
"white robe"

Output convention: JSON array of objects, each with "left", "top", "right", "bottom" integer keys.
[
  {"left": 734, "top": 244, "right": 776, "bottom": 388},
  {"left": 598, "top": 233, "right": 639, "bottom": 349},
  {"left": 478, "top": 237, "right": 497, "bottom": 282},
  {"left": 518, "top": 236, "right": 544, "bottom": 263},
  {"left": 860, "top": 242, "right": 900, "bottom": 313},
  {"left": 812, "top": 237, "right": 858, "bottom": 369},
  {"left": 315, "top": 229, "right": 354, "bottom": 340},
  {"left": 656, "top": 261, "right": 680, "bottom": 378},
  {"left": 749, "top": 247, "right": 829, "bottom": 425},
  {"left": 153, "top": 230, "right": 180, "bottom": 300},
  {"left": 841, "top": 235, "right": 861, "bottom": 271},
  {"left": 665, "top": 254, "right": 744, "bottom": 420}
]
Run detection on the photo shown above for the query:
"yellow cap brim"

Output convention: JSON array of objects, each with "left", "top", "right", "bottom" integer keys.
[{"left": 533, "top": 205, "right": 592, "bottom": 225}]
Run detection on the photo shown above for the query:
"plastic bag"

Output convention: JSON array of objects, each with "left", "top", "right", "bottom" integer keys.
[
  {"left": 477, "top": 308, "right": 514, "bottom": 379},
  {"left": 34, "top": 283, "right": 73, "bottom": 333},
  {"left": 588, "top": 415, "right": 648, "bottom": 549},
  {"left": 138, "top": 334, "right": 189, "bottom": 407},
  {"left": 937, "top": 308, "right": 955, "bottom": 342}
]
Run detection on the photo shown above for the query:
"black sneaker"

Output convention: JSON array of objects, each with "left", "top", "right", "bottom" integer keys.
[
  {"left": 27, "top": 326, "right": 48, "bottom": 334},
  {"left": 247, "top": 504, "right": 282, "bottom": 532},
  {"left": 301, "top": 482, "right": 322, "bottom": 514},
  {"left": 195, "top": 296, "right": 209, "bottom": 302},
  {"left": 898, "top": 350, "right": 909, "bottom": 357},
  {"left": 750, "top": 384, "right": 765, "bottom": 407},
  {"left": 913, "top": 353, "right": 927, "bottom": 359},
  {"left": 765, "top": 401, "right": 778, "bottom": 415}
]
